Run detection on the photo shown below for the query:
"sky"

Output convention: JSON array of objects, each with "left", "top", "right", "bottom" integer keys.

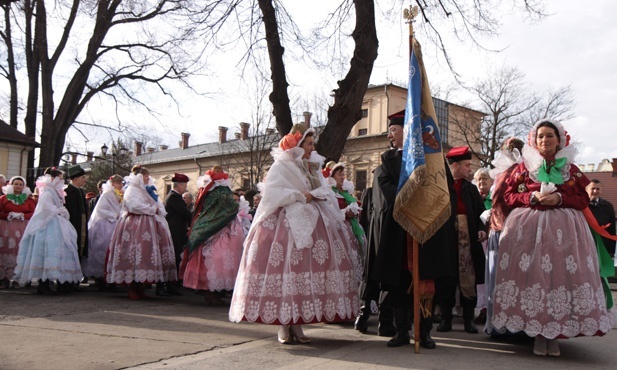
[{"left": 58, "top": 0, "right": 617, "bottom": 168}]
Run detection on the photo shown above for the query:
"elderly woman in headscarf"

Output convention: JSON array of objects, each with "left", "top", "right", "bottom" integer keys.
[
  {"left": 181, "top": 166, "right": 247, "bottom": 305},
  {"left": 229, "top": 124, "right": 360, "bottom": 344},
  {"left": 0, "top": 176, "right": 36, "bottom": 288}
]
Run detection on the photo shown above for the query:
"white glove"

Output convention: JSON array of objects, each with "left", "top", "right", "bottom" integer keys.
[
  {"left": 480, "top": 209, "right": 491, "bottom": 225},
  {"left": 58, "top": 208, "right": 70, "bottom": 219}
]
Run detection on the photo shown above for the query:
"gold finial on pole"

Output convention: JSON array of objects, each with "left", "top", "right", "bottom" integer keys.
[{"left": 404, "top": 5, "right": 418, "bottom": 54}]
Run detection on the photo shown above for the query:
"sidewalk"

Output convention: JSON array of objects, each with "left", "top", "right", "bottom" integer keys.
[{"left": 0, "top": 285, "right": 616, "bottom": 370}]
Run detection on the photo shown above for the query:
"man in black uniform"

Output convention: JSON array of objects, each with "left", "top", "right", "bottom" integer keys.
[
  {"left": 372, "top": 110, "right": 457, "bottom": 348},
  {"left": 161, "top": 173, "right": 192, "bottom": 296},
  {"left": 65, "top": 165, "right": 90, "bottom": 261},
  {"left": 435, "top": 146, "right": 487, "bottom": 334},
  {"left": 587, "top": 179, "right": 616, "bottom": 258}
]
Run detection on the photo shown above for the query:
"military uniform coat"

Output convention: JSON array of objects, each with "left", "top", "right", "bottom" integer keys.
[{"left": 65, "top": 183, "right": 89, "bottom": 258}]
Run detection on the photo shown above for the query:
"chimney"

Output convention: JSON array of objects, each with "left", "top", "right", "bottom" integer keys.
[
  {"left": 159, "top": 145, "right": 168, "bottom": 151},
  {"left": 71, "top": 153, "right": 77, "bottom": 164},
  {"left": 86, "top": 151, "right": 94, "bottom": 162},
  {"left": 266, "top": 128, "right": 275, "bottom": 135},
  {"left": 587, "top": 163, "right": 595, "bottom": 172},
  {"left": 219, "top": 126, "right": 228, "bottom": 143},
  {"left": 234, "top": 132, "right": 241, "bottom": 140},
  {"left": 303, "top": 111, "right": 312, "bottom": 128},
  {"left": 135, "top": 141, "right": 143, "bottom": 156},
  {"left": 612, "top": 158, "right": 617, "bottom": 177},
  {"left": 180, "top": 132, "right": 190, "bottom": 149},
  {"left": 240, "top": 122, "right": 250, "bottom": 140},
  {"left": 146, "top": 147, "right": 155, "bottom": 153}
]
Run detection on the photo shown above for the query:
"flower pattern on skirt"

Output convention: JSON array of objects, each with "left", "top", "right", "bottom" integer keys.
[
  {"left": 106, "top": 214, "right": 177, "bottom": 284},
  {"left": 492, "top": 208, "right": 613, "bottom": 339},
  {"left": 229, "top": 205, "right": 360, "bottom": 325}
]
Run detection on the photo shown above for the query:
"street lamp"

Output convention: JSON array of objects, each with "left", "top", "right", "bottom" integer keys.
[{"left": 101, "top": 143, "right": 127, "bottom": 175}]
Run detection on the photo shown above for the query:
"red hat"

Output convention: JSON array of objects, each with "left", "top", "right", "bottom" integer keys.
[
  {"left": 387, "top": 109, "right": 405, "bottom": 127},
  {"left": 171, "top": 173, "right": 189, "bottom": 183},
  {"left": 446, "top": 146, "right": 472, "bottom": 163},
  {"left": 85, "top": 192, "right": 96, "bottom": 200}
]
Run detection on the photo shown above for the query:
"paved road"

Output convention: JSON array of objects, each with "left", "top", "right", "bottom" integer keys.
[{"left": 1, "top": 285, "right": 616, "bottom": 370}]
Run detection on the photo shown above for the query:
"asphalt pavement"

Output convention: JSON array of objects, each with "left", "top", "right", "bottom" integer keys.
[{"left": 0, "top": 284, "right": 616, "bottom": 370}]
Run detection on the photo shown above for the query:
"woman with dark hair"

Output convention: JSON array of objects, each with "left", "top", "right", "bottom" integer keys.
[
  {"left": 230, "top": 124, "right": 360, "bottom": 344},
  {"left": 491, "top": 120, "right": 613, "bottom": 356},
  {"left": 0, "top": 176, "right": 36, "bottom": 288},
  {"left": 105, "top": 166, "right": 177, "bottom": 299},
  {"left": 14, "top": 168, "right": 82, "bottom": 294}
]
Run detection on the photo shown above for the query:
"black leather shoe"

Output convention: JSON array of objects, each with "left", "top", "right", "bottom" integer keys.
[
  {"left": 387, "top": 331, "right": 410, "bottom": 347},
  {"left": 378, "top": 324, "right": 397, "bottom": 337},
  {"left": 464, "top": 320, "right": 479, "bottom": 334},
  {"left": 166, "top": 284, "right": 184, "bottom": 296},
  {"left": 436, "top": 319, "right": 452, "bottom": 332},
  {"left": 420, "top": 318, "right": 436, "bottom": 349},
  {"left": 354, "top": 315, "right": 369, "bottom": 333},
  {"left": 155, "top": 284, "right": 171, "bottom": 297}
]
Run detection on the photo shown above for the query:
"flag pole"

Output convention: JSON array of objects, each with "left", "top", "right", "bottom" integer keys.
[{"left": 403, "top": 4, "right": 421, "bottom": 355}]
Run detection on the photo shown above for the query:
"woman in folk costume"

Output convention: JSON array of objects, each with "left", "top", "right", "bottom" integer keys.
[
  {"left": 105, "top": 166, "right": 177, "bottom": 299},
  {"left": 229, "top": 124, "right": 360, "bottom": 345},
  {"left": 322, "top": 161, "right": 364, "bottom": 276},
  {"left": 483, "top": 137, "right": 524, "bottom": 335},
  {"left": 0, "top": 176, "right": 36, "bottom": 288},
  {"left": 14, "top": 168, "right": 83, "bottom": 295},
  {"left": 181, "top": 166, "right": 246, "bottom": 305},
  {"left": 492, "top": 120, "right": 613, "bottom": 356},
  {"left": 81, "top": 175, "right": 124, "bottom": 285}
]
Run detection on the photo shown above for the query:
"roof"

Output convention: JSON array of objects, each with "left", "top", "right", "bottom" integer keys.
[
  {"left": 135, "top": 126, "right": 326, "bottom": 165},
  {"left": 0, "top": 120, "right": 39, "bottom": 147},
  {"left": 585, "top": 171, "right": 617, "bottom": 211}
]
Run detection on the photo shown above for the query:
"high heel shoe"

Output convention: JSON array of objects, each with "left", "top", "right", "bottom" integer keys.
[
  {"left": 289, "top": 325, "right": 311, "bottom": 344},
  {"left": 278, "top": 325, "right": 293, "bottom": 344},
  {"left": 547, "top": 339, "right": 560, "bottom": 357},
  {"left": 533, "top": 336, "right": 547, "bottom": 356}
]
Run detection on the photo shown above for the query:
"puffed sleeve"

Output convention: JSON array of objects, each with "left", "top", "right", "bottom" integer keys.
[
  {"left": 556, "top": 165, "right": 590, "bottom": 210},
  {"left": 502, "top": 163, "right": 533, "bottom": 208}
]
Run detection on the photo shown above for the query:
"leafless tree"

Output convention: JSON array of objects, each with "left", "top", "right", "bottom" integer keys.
[
  {"left": 1, "top": 0, "right": 207, "bottom": 181},
  {"left": 450, "top": 66, "right": 575, "bottom": 167}
]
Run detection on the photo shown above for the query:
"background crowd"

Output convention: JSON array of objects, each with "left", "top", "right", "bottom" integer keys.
[{"left": 0, "top": 116, "right": 615, "bottom": 358}]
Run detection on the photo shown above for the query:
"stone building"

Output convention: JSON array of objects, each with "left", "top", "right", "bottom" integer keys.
[{"left": 133, "top": 83, "right": 485, "bottom": 197}]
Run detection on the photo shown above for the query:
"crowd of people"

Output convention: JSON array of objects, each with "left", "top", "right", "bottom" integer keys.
[{"left": 0, "top": 115, "right": 615, "bottom": 358}]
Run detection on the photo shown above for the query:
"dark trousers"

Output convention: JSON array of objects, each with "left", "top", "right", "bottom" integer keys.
[{"left": 434, "top": 276, "right": 477, "bottom": 320}]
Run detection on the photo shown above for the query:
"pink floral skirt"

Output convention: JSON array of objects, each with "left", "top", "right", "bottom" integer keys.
[
  {"left": 0, "top": 219, "right": 27, "bottom": 280},
  {"left": 183, "top": 218, "right": 244, "bottom": 291},
  {"left": 105, "top": 214, "right": 177, "bottom": 284},
  {"left": 492, "top": 207, "right": 613, "bottom": 338},
  {"left": 229, "top": 207, "right": 360, "bottom": 325}
]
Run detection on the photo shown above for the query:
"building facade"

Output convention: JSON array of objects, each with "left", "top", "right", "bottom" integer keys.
[{"left": 128, "top": 84, "right": 485, "bottom": 197}]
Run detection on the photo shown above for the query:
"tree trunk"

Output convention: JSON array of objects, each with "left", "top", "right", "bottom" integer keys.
[
  {"left": 23, "top": 0, "right": 40, "bottom": 185},
  {"left": 315, "top": 0, "right": 378, "bottom": 162},
  {"left": 258, "top": 0, "right": 292, "bottom": 136},
  {"left": 2, "top": 3, "right": 18, "bottom": 127}
]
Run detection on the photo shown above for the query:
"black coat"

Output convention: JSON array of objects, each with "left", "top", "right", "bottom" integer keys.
[
  {"left": 590, "top": 198, "right": 616, "bottom": 255},
  {"left": 65, "top": 183, "right": 89, "bottom": 258},
  {"left": 164, "top": 190, "right": 193, "bottom": 250},
  {"left": 371, "top": 149, "right": 457, "bottom": 287},
  {"left": 453, "top": 178, "right": 487, "bottom": 284}
]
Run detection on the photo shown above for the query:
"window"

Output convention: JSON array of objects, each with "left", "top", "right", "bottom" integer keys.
[
  {"left": 355, "top": 170, "right": 367, "bottom": 192},
  {"left": 242, "top": 178, "right": 251, "bottom": 190},
  {"left": 358, "top": 128, "right": 368, "bottom": 136},
  {"left": 165, "top": 183, "right": 171, "bottom": 196},
  {"left": 361, "top": 109, "right": 368, "bottom": 118},
  {"left": 432, "top": 97, "right": 449, "bottom": 144}
]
